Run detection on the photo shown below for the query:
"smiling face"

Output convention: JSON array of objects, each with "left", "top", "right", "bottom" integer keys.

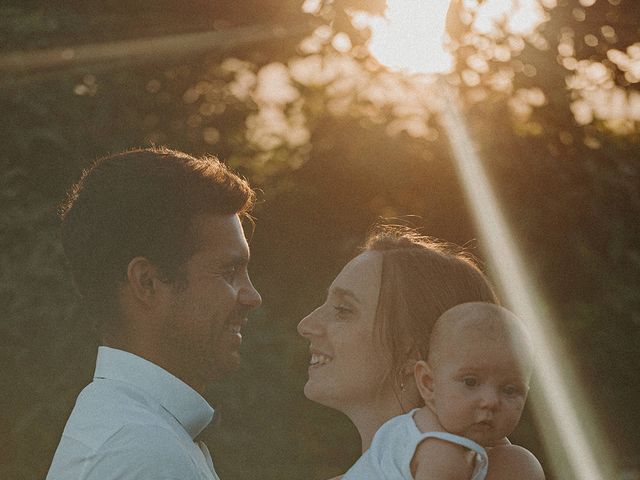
[
  {"left": 162, "top": 214, "right": 262, "bottom": 390},
  {"left": 297, "top": 252, "right": 395, "bottom": 411},
  {"left": 425, "top": 310, "right": 532, "bottom": 446}
]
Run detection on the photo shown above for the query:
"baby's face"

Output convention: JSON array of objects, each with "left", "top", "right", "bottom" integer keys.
[{"left": 430, "top": 332, "right": 531, "bottom": 446}]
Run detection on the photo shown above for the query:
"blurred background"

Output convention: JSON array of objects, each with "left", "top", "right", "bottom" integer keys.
[{"left": 1, "top": 0, "right": 639, "bottom": 479}]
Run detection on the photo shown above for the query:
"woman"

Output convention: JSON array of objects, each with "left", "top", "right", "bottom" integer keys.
[{"left": 297, "top": 225, "right": 543, "bottom": 479}]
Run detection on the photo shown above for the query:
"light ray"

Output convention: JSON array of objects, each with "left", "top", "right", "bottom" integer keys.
[
  {"left": 362, "top": 0, "right": 618, "bottom": 478},
  {"left": 0, "top": 23, "right": 312, "bottom": 76},
  {"left": 438, "top": 83, "right": 615, "bottom": 479}
]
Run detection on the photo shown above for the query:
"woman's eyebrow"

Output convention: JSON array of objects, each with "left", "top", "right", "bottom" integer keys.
[{"left": 329, "top": 287, "right": 361, "bottom": 305}]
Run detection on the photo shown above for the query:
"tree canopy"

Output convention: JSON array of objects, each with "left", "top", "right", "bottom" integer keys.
[{"left": 1, "top": 1, "right": 638, "bottom": 479}]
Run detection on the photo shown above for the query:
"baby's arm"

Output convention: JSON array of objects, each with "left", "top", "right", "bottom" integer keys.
[
  {"left": 413, "top": 439, "right": 476, "bottom": 480},
  {"left": 412, "top": 407, "right": 477, "bottom": 480},
  {"left": 486, "top": 445, "right": 545, "bottom": 480}
]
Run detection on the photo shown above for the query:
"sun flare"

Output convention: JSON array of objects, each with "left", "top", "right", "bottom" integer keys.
[
  {"left": 352, "top": 0, "right": 454, "bottom": 75},
  {"left": 353, "top": 0, "right": 549, "bottom": 76},
  {"left": 355, "top": 2, "right": 615, "bottom": 478}
]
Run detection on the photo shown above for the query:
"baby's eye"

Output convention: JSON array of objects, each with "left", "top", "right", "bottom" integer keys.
[
  {"left": 462, "top": 376, "right": 478, "bottom": 387},
  {"left": 502, "top": 384, "right": 520, "bottom": 396}
]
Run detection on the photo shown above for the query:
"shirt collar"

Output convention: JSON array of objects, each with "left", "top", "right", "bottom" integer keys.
[{"left": 94, "top": 346, "right": 214, "bottom": 439}]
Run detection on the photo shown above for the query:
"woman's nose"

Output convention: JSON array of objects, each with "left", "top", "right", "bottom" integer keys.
[{"left": 297, "top": 306, "right": 324, "bottom": 338}]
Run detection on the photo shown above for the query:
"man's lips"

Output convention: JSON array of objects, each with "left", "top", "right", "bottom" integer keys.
[
  {"left": 308, "top": 347, "right": 333, "bottom": 367},
  {"left": 226, "top": 317, "right": 248, "bottom": 337}
]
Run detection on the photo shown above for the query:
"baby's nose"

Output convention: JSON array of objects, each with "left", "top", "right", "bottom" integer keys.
[{"left": 478, "top": 387, "right": 500, "bottom": 409}]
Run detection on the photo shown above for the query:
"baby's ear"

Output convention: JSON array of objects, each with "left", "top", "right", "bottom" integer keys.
[{"left": 414, "top": 360, "right": 435, "bottom": 406}]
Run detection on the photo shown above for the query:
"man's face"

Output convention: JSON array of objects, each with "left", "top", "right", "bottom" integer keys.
[
  {"left": 163, "top": 214, "right": 261, "bottom": 390},
  {"left": 430, "top": 331, "right": 530, "bottom": 446}
]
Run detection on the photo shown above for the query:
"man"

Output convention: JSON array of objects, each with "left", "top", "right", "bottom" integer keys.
[{"left": 47, "top": 148, "right": 262, "bottom": 479}]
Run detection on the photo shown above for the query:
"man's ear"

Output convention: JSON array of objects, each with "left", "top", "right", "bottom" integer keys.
[
  {"left": 414, "top": 360, "right": 436, "bottom": 407},
  {"left": 126, "top": 256, "right": 167, "bottom": 307}
]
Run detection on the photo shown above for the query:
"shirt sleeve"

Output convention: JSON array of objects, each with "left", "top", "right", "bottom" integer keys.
[{"left": 81, "top": 424, "right": 203, "bottom": 480}]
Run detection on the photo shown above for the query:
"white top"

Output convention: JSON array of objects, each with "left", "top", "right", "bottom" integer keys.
[
  {"left": 46, "top": 346, "right": 220, "bottom": 480},
  {"left": 343, "top": 409, "right": 488, "bottom": 480}
]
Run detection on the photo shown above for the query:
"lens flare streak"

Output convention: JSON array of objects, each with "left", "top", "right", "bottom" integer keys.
[
  {"left": 438, "top": 82, "right": 612, "bottom": 480},
  {"left": 0, "top": 23, "right": 311, "bottom": 75}
]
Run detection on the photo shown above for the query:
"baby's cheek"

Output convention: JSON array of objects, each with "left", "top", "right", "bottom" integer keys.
[
  {"left": 439, "top": 407, "right": 466, "bottom": 433},
  {"left": 509, "top": 399, "right": 526, "bottom": 421}
]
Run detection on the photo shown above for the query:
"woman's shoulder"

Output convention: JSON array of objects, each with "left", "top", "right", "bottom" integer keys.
[{"left": 486, "top": 444, "right": 545, "bottom": 480}]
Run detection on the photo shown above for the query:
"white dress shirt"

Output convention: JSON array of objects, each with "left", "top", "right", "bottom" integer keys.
[{"left": 46, "top": 346, "right": 220, "bottom": 480}]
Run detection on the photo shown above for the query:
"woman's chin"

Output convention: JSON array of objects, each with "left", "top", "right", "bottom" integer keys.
[
  {"left": 303, "top": 380, "right": 338, "bottom": 407},
  {"left": 303, "top": 380, "right": 321, "bottom": 401}
]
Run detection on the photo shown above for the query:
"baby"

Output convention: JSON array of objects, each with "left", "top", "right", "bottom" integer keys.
[{"left": 344, "top": 302, "right": 544, "bottom": 480}]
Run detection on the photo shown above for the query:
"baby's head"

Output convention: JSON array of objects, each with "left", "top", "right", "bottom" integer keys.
[{"left": 415, "top": 302, "right": 534, "bottom": 446}]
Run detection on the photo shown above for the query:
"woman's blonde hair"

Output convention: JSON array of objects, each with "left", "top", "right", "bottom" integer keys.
[{"left": 362, "top": 224, "right": 499, "bottom": 387}]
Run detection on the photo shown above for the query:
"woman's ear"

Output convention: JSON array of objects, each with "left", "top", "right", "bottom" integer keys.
[
  {"left": 414, "top": 360, "right": 436, "bottom": 407},
  {"left": 401, "top": 356, "right": 418, "bottom": 377}
]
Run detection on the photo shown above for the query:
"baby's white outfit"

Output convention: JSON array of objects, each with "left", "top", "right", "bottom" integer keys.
[{"left": 342, "top": 409, "right": 488, "bottom": 480}]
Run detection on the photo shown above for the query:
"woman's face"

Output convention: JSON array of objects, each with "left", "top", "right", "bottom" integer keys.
[{"left": 297, "top": 252, "right": 393, "bottom": 411}]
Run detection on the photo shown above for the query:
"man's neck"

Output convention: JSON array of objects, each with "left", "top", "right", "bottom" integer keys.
[{"left": 101, "top": 334, "right": 206, "bottom": 395}]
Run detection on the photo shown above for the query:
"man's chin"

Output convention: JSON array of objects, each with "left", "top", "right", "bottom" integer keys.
[{"left": 206, "top": 354, "right": 241, "bottom": 382}]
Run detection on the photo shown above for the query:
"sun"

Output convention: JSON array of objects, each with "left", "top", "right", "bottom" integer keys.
[{"left": 352, "top": 0, "right": 454, "bottom": 75}]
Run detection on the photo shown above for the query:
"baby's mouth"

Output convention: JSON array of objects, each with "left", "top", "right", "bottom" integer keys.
[{"left": 475, "top": 420, "right": 493, "bottom": 429}]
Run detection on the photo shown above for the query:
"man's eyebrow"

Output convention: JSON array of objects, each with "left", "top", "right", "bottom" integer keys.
[
  {"left": 219, "top": 253, "right": 249, "bottom": 267},
  {"left": 329, "top": 287, "right": 361, "bottom": 305}
]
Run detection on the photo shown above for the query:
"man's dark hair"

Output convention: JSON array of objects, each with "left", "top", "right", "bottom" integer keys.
[{"left": 59, "top": 147, "right": 255, "bottom": 326}]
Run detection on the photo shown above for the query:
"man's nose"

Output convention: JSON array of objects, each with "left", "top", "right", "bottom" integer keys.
[
  {"left": 297, "top": 306, "right": 324, "bottom": 338},
  {"left": 239, "top": 275, "right": 262, "bottom": 309}
]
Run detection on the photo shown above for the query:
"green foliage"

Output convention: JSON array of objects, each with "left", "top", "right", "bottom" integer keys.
[{"left": 1, "top": 1, "right": 639, "bottom": 479}]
